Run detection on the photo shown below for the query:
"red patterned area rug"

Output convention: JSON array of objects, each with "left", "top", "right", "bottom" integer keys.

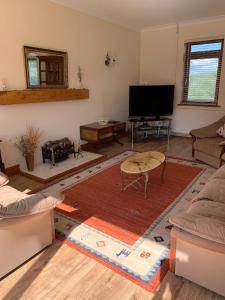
[{"left": 44, "top": 151, "right": 214, "bottom": 292}]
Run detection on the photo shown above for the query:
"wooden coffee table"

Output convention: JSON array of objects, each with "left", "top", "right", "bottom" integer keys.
[{"left": 120, "top": 151, "right": 166, "bottom": 199}]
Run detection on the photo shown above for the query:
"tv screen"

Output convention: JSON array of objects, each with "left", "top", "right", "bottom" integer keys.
[{"left": 129, "top": 85, "right": 174, "bottom": 117}]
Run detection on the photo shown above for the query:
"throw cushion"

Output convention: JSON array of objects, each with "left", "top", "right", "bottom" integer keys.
[
  {"left": 0, "top": 192, "right": 63, "bottom": 218},
  {"left": 217, "top": 124, "right": 225, "bottom": 138},
  {"left": 0, "top": 172, "right": 9, "bottom": 188}
]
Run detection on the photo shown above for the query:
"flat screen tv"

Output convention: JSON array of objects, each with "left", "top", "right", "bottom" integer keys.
[{"left": 129, "top": 85, "right": 174, "bottom": 118}]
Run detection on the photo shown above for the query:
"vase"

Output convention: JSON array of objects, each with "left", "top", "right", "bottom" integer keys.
[{"left": 25, "top": 153, "right": 34, "bottom": 171}]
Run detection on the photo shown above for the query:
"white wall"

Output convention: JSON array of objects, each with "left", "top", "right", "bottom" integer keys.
[
  {"left": 140, "top": 19, "right": 225, "bottom": 134},
  {"left": 1, "top": 1, "right": 225, "bottom": 168},
  {"left": 0, "top": 0, "right": 140, "bottom": 167}
]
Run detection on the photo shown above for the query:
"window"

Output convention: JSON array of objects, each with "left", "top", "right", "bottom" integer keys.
[
  {"left": 182, "top": 39, "right": 224, "bottom": 106},
  {"left": 28, "top": 58, "right": 39, "bottom": 86}
]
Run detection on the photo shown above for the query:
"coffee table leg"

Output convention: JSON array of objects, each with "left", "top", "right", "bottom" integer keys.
[
  {"left": 120, "top": 170, "right": 124, "bottom": 191},
  {"left": 144, "top": 172, "right": 149, "bottom": 199},
  {"left": 161, "top": 160, "right": 167, "bottom": 183}
]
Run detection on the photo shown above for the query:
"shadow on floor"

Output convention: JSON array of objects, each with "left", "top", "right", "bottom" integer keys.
[{"left": 1, "top": 241, "right": 62, "bottom": 300}]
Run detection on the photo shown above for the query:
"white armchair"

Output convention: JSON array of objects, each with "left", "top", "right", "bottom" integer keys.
[{"left": 0, "top": 173, "right": 62, "bottom": 279}]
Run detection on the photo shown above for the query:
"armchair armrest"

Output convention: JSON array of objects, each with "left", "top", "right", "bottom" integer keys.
[
  {"left": 190, "top": 125, "right": 218, "bottom": 139},
  {"left": 0, "top": 192, "right": 63, "bottom": 219},
  {"left": 190, "top": 115, "right": 225, "bottom": 139},
  {"left": 170, "top": 213, "right": 225, "bottom": 245}
]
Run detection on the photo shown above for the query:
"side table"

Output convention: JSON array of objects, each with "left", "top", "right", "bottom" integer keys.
[{"left": 80, "top": 121, "right": 126, "bottom": 149}]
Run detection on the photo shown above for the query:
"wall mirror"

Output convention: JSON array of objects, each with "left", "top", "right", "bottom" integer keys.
[{"left": 24, "top": 46, "right": 68, "bottom": 89}]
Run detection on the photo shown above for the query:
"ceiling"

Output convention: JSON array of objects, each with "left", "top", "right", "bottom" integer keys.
[{"left": 50, "top": 0, "right": 225, "bottom": 31}]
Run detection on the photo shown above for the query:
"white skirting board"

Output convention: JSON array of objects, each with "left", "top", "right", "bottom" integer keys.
[{"left": 171, "top": 131, "right": 191, "bottom": 137}]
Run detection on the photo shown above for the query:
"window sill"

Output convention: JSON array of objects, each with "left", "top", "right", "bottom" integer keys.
[{"left": 178, "top": 102, "right": 220, "bottom": 108}]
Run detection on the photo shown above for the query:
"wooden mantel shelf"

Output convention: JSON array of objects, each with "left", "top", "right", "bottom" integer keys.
[{"left": 0, "top": 88, "right": 89, "bottom": 105}]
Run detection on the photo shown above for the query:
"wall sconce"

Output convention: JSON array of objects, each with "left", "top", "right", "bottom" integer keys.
[{"left": 105, "top": 52, "right": 116, "bottom": 67}]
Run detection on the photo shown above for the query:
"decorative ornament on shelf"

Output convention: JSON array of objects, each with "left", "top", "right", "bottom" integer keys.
[
  {"left": 15, "top": 126, "right": 43, "bottom": 171},
  {"left": 98, "top": 119, "right": 108, "bottom": 126},
  {"left": 98, "top": 115, "right": 109, "bottom": 125},
  {"left": 74, "top": 139, "right": 83, "bottom": 159},
  {"left": 77, "top": 66, "right": 84, "bottom": 89},
  {"left": 0, "top": 78, "right": 7, "bottom": 91},
  {"left": 105, "top": 52, "right": 116, "bottom": 67}
]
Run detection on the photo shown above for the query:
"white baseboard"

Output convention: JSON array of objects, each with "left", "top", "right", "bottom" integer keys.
[{"left": 171, "top": 131, "right": 191, "bottom": 138}]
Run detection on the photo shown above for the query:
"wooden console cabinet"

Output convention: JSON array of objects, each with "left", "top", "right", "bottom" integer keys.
[{"left": 80, "top": 121, "right": 126, "bottom": 149}]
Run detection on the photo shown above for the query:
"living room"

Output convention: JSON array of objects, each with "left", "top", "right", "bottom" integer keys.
[{"left": 0, "top": 0, "right": 225, "bottom": 299}]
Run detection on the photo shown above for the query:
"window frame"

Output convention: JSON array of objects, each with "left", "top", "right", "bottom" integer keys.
[{"left": 181, "top": 38, "right": 224, "bottom": 107}]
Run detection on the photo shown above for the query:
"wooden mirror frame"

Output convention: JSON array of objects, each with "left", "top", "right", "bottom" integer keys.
[{"left": 24, "top": 46, "right": 68, "bottom": 89}]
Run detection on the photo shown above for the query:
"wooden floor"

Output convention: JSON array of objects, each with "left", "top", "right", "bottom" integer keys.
[{"left": 1, "top": 136, "right": 224, "bottom": 300}]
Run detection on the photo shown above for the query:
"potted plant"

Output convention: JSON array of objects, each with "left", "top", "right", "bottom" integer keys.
[{"left": 15, "top": 126, "right": 42, "bottom": 171}]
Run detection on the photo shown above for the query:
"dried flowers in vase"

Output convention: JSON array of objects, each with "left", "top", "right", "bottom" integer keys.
[{"left": 15, "top": 126, "right": 42, "bottom": 171}]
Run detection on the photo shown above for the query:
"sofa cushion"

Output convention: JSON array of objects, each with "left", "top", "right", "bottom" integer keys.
[
  {"left": 0, "top": 190, "right": 63, "bottom": 218},
  {"left": 188, "top": 200, "right": 225, "bottom": 222},
  {"left": 210, "top": 165, "right": 225, "bottom": 181},
  {"left": 219, "top": 140, "right": 225, "bottom": 146},
  {"left": 193, "top": 178, "right": 225, "bottom": 204},
  {"left": 194, "top": 137, "right": 224, "bottom": 158},
  {"left": 170, "top": 213, "right": 225, "bottom": 244},
  {"left": 0, "top": 172, "right": 9, "bottom": 188}
]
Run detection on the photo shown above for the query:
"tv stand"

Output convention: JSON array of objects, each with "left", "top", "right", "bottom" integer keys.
[
  {"left": 139, "top": 122, "right": 151, "bottom": 130},
  {"left": 129, "top": 116, "right": 165, "bottom": 122},
  {"left": 128, "top": 118, "right": 172, "bottom": 149}
]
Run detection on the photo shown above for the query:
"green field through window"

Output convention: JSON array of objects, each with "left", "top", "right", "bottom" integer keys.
[{"left": 188, "top": 58, "right": 218, "bottom": 102}]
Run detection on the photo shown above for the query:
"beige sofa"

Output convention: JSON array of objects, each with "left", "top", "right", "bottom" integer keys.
[
  {"left": 0, "top": 172, "right": 62, "bottom": 279},
  {"left": 190, "top": 115, "right": 225, "bottom": 168},
  {"left": 169, "top": 164, "right": 225, "bottom": 296}
]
